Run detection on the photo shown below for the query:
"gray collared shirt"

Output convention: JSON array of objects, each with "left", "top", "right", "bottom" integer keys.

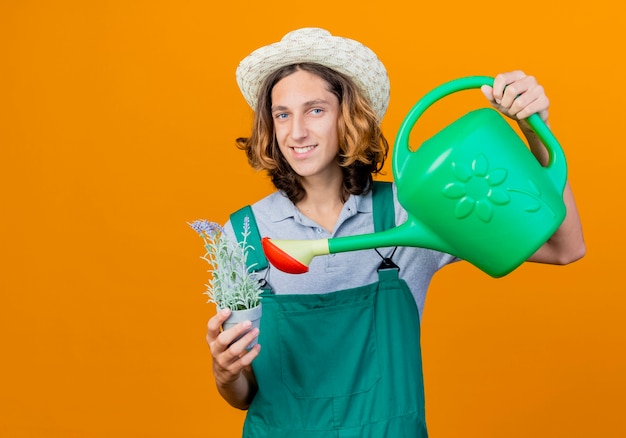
[{"left": 225, "top": 183, "right": 457, "bottom": 317}]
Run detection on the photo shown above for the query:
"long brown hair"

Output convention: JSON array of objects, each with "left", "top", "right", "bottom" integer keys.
[{"left": 236, "top": 63, "right": 389, "bottom": 203}]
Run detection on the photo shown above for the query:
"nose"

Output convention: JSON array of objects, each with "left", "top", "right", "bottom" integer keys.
[{"left": 290, "top": 114, "right": 308, "bottom": 140}]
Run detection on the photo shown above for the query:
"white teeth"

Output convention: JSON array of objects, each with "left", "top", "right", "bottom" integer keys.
[{"left": 293, "top": 146, "right": 315, "bottom": 154}]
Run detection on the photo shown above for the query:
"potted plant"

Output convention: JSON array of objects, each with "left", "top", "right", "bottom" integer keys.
[{"left": 188, "top": 217, "right": 262, "bottom": 349}]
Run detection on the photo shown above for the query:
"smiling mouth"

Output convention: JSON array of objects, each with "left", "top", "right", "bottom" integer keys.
[{"left": 292, "top": 145, "right": 316, "bottom": 154}]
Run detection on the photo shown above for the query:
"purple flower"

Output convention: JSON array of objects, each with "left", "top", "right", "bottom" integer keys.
[{"left": 188, "top": 219, "right": 224, "bottom": 236}]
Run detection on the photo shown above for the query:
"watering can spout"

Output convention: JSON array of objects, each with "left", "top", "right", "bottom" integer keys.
[
  {"left": 261, "top": 218, "right": 452, "bottom": 275},
  {"left": 328, "top": 218, "right": 450, "bottom": 255}
]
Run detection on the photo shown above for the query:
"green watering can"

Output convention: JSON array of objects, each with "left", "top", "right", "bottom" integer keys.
[{"left": 262, "top": 76, "right": 568, "bottom": 278}]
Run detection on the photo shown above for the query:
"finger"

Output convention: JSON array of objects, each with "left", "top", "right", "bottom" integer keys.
[
  {"left": 502, "top": 76, "right": 543, "bottom": 112},
  {"left": 515, "top": 94, "right": 550, "bottom": 121},
  {"left": 216, "top": 343, "right": 260, "bottom": 384},
  {"left": 492, "top": 70, "right": 526, "bottom": 105},
  {"left": 207, "top": 308, "right": 231, "bottom": 339},
  {"left": 227, "top": 327, "right": 260, "bottom": 358},
  {"left": 216, "top": 319, "right": 254, "bottom": 351},
  {"left": 239, "top": 344, "right": 261, "bottom": 367},
  {"left": 516, "top": 88, "right": 549, "bottom": 120},
  {"left": 480, "top": 85, "right": 496, "bottom": 104},
  {"left": 215, "top": 328, "right": 260, "bottom": 376}
]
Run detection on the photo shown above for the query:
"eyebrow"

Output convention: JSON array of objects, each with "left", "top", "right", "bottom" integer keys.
[{"left": 271, "top": 99, "right": 332, "bottom": 113}]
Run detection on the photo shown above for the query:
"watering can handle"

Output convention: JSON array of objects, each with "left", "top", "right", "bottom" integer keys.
[{"left": 392, "top": 76, "right": 567, "bottom": 193}]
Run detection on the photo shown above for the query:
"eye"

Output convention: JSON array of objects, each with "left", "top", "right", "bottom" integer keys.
[
  {"left": 274, "top": 113, "right": 288, "bottom": 120},
  {"left": 310, "top": 108, "right": 323, "bottom": 115}
]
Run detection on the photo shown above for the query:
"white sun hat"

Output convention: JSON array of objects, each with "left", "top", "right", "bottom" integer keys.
[{"left": 236, "top": 27, "right": 390, "bottom": 120}]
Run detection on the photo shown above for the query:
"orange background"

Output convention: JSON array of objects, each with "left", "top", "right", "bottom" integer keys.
[{"left": 1, "top": 1, "right": 624, "bottom": 437}]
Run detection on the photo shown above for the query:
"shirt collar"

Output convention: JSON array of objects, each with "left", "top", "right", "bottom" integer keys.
[{"left": 269, "top": 190, "right": 372, "bottom": 223}]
